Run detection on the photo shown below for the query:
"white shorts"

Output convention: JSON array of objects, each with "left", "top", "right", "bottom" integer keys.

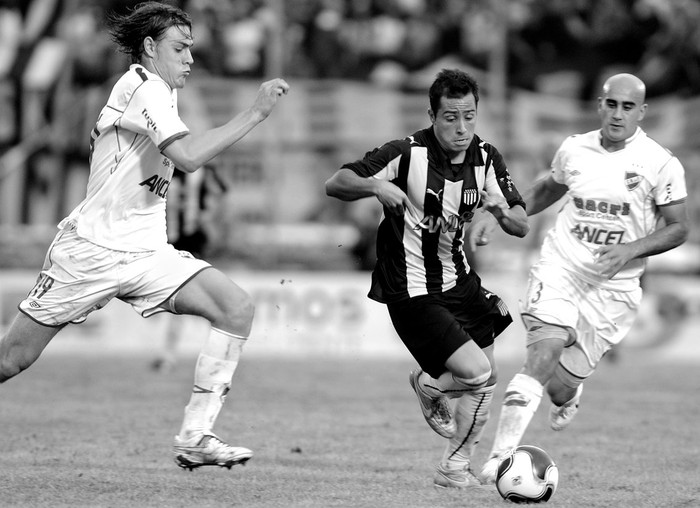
[
  {"left": 19, "top": 224, "right": 212, "bottom": 326},
  {"left": 521, "top": 262, "right": 642, "bottom": 380}
]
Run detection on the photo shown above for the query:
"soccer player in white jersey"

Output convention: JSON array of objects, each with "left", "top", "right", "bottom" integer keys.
[
  {"left": 326, "top": 69, "right": 529, "bottom": 488},
  {"left": 0, "top": 2, "right": 289, "bottom": 470},
  {"left": 469, "top": 73, "right": 689, "bottom": 484}
]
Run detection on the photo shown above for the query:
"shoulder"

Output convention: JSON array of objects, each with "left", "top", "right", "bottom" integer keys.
[
  {"left": 406, "top": 128, "right": 432, "bottom": 148},
  {"left": 635, "top": 129, "right": 676, "bottom": 161},
  {"left": 373, "top": 134, "right": 420, "bottom": 158},
  {"left": 116, "top": 65, "right": 171, "bottom": 96},
  {"left": 476, "top": 135, "right": 503, "bottom": 158},
  {"left": 561, "top": 130, "right": 598, "bottom": 149}
]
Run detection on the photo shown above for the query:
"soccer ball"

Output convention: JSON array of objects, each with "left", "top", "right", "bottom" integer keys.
[{"left": 496, "top": 445, "right": 559, "bottom": 503}]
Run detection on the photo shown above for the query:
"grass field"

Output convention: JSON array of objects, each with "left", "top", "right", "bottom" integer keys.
[{"left": 1, "top": 349, "right": 698, "bottom": 508}]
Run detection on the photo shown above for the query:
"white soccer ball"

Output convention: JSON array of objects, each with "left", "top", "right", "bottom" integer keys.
[{"left": 496, "top": 445, "right": 559, "bottom": 503}]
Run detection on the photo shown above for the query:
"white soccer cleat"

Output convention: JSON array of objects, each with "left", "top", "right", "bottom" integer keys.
[
  {"left": 479, "top": 456, "right": 501, "bottom": 485},
  {"left": 550, "top": 384, "right": 583, "bottom": 431},
  {"left": 433, "top": 463, "right": 483, "bottom": 489},
  {"left": 408, "top": 369, "right": 456, "bottom": 438},
  {"left": 173, "top": 433, "right": 253, "bottom": 470}
]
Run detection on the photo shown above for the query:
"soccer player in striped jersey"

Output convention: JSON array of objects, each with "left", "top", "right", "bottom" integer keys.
[
  {"left": 326, "top": 68, "right": 529, "bottom": 488},
  {"left": 474, "top": 73, "right": 689, "bottom": 484},
  {"left": 0, "top": 2, "right": 289, "bottom": 470}
]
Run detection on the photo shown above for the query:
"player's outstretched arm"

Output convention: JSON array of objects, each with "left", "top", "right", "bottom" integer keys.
[
  {"left": 479, "top": 190, "right": 529, "bottom": 238},
  {"left": 523, "top": 174, "right": 568, "bottom": 216},
  {"left": 326, "top": 168, "right": 408, "bottom": 216},
  {"left": 164, "top": 78, "right": 290, "bottom": 173}
]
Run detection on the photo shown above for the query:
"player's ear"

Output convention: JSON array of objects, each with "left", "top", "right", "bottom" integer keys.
[
  {"left": 637, "top": 103, "right": 647, "bottom": 121},
  {"left": 143, "top": 36, "right": 157, "bottom": 58}
]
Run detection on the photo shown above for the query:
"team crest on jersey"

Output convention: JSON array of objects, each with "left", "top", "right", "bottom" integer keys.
[
  {"left": 625, "top": 171, "right": 643, "bottom": 191},
  {"left": 463, "top": 188, "right": 478, "bottom": 205}
]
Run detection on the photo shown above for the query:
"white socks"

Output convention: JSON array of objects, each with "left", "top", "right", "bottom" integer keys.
[
  {"left": 441, "top": 384, "right": 495, "bottom": 469},
  {"left": 487, "top": 373, "right": 543, "bottom": 461},
  {"left": 178, "top": 327, "right": 247, "bottom": 442}
]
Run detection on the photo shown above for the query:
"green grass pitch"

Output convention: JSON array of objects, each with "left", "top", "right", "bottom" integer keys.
[{"left": 1, "top": 351, "right": 698, "bottom": 507}]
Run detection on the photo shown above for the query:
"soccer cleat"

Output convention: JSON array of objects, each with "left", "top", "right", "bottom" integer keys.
[
  {"left": 409, "top": 369, "right": 456, "bottom": 438},
  {"left": 433, "top": 463, "right": 483, "bottom": 489},
  {"left": 173, "top": 433, "right": 253, "bottom": 470},
  {"left": 550, "top": 384, "right": 583, "bottom": 431},
  {"left": 479, "top": 456, "right": 501, "bottom": 485}
]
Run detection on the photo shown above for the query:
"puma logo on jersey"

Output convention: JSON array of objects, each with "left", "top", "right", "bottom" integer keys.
[
  {"left": 139, "top": 174, "right": 171, "bottom": 198},
  {"left": 426, "top": 188, "right": 443, "bottom": 199}
]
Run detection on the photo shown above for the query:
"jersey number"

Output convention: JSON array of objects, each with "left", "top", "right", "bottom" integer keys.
[
  {"left": 529, "top": 281, "right": 543, "bottom": 305},
  {"left": 28, "top": 274, "right": 54, "bottom": 299}
]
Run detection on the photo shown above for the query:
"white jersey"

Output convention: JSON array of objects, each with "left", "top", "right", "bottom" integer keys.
[
  {"left": 539, "top": 127, "right": 687, "bottom": 291},
  {"left": 60, "top": 64, "right": 189, "bottom": 251}
]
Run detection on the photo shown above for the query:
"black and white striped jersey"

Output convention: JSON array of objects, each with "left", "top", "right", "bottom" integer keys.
[{"left": 342, "top": 127, "right": 525, "bottom": 303}]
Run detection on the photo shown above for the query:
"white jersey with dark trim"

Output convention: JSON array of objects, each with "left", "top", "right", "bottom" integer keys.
[
  {"left": 60, "top": 64, "right": 189, "bottom": 251},
  {"left": 540, "top": 127, "right": 687, "bottom": 291},
  {"left": 343, "top": 127, "right": 525, "bottom": 303}
]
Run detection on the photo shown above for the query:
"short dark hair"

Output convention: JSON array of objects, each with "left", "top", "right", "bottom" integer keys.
[
  {"left": 429, "top": 69, "right": 480, "bottom": 114},
  {"left": 107, "top": 1, "right": 192, "bottom": 63}
]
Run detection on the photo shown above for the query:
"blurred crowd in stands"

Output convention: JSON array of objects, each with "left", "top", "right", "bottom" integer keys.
[
  {"left": 3, "top": 0, "right": 700, "bottom": 91},
  {"left": 2, "top": 0, "right": 700, "bottom": 269},
  {"left": 2, "top": 0, "right": 700, "bottom": 149},
  {"left": 2, "top": 0, "right": 700, "bottom": 168}
]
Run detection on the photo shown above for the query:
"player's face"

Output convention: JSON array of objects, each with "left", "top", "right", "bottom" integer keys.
[
  {"left": 430, "top": 94, "right": 477, "bottom": 159},
  {"left": 598, "top": 85, "right": 646, "bottom": 150},
  {"left": 150, "top": 25, "right": 194, "bottom": 89}
]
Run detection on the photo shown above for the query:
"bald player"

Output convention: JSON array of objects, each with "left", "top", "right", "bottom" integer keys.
[{"left": 471, "top": 73, "right": 689, "bottom": 484}]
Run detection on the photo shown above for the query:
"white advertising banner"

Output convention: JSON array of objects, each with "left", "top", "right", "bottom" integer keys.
[
  {"left": 0, "top": 270, "right": 527, "bottom": 361},
  {"left": 2, "top": 270, "right": 698, "bottom": 362}
]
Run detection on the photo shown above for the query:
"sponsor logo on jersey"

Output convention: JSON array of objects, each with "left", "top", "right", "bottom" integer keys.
[
  {"left": 570, "top": 224, "right": 625, "bottom": 245},
  {"left": 414, "top": 211, "right": 474, "bottom": 233},
  {"left": 572, "top": 196, "right": 630, "bottom": 217},
  {"left": 625, "top": 171, "right": 643, "bottom": 191},
  {"left": 426, "top": 188, "right": 443, "bottom": 200},
  {"left": 142, "top": 108, "right": 158, "bottom": 132},
  {"left": 139, "top": 174, "right": 171, "bottom": 198}
]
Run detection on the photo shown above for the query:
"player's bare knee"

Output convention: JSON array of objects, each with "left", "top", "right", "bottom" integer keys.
[
  {"left": 232, "top": 295, "right": 255, "bottom": 324},
  {"left": 452, "top": 367, "right": 492, "bottom": 390},
  {"left": 523, "top": 322, "right": 569, "bottom": 377},
  {"left": 217, "top": 295, "right": 255, "bottom": 335}
]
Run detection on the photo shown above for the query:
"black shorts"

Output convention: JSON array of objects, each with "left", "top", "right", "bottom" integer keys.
[{"left": 387, "top": 271, "right": 512, "bottom": 378}]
